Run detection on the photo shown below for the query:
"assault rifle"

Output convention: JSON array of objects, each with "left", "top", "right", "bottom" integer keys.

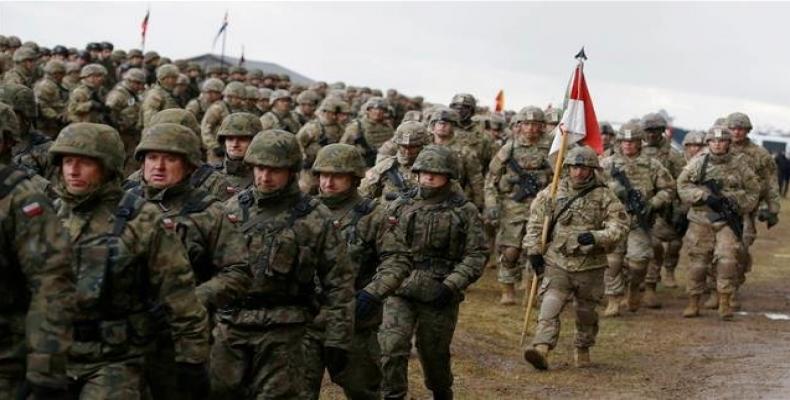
[
  {"left": 610, "top": 167, "right": 653, "bottom": 231},
  {"left": 506, "top": 157, "right": 541, "bottom": 202},
  {"left": 697, "top": 154, "right": 743, "bottom": 240}
]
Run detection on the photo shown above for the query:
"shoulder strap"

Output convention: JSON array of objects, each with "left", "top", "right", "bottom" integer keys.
[
  {"left": 237, "top": 188, "right": 254, "bottom": 223},
  {"left": 0, "top": 165, "right": 29, "bottom": 199},
  {"left": 696, "top": 153, "right": 710, "bottom": 184},
  {"left": 288, "top": 193, "right": 319, "bottom": 227},
  {"left": 112, "top": 191, "right": 146, "bottom": 236},
  {"left": 317, "top": 121, "right": 329, "bottom": 146},
  {"left": 180, "top": 189, "right": 218, "bottom": 216},
  {"left": 546, "top": 184, "right": 604, "bottom": 241},
  {"left": 190, "top": 164, "right": 214, "bottom": 188},
  {"left": 122, "top": 178, "right": 141, "bottom": 191}
]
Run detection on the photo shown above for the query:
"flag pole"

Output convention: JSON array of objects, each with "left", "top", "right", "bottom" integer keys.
[
  {"left": 220, "top": 18, "right": 227, "bottom": 68},
  {"left": 520, "top": 51, "right": 586, "bottom": 347}
]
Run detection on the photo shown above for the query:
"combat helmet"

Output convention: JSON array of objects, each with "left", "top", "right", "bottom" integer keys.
[
  {"left": 155, "top": 64, "right": 180, "bottom": 82},
  {"left": 641, "top": 113, "right": 667, "bottom": 131},
  {"left": 80, "top": 63, "right": 107, "bottom": 78},
  {"left": 148, "top": 109, "right": 200, "bottom": 137},
  {"left": 393, "top": 121, "right": 431, "bottom": 146},
  {"left": 616, "top": 122, "right": 644, "bottom": 141},
  {"left": 223, "top": 81, "right": 247, "bottom": 98},
  {"left": 217, "top": 112, "right": 263, "bottom": 141},
  {"left": 411, "top": 144, "right": 458, "bottom": 179},
  {"left": 599, "top": 121, "right": 615, "bottom": 136},
  {"left": 563, "top": 146, "right": 600, "bottom": 169},
  {"left": 312, "top": 143, "right": 366, "bottom": 178},
  {"left": 0, "top": 83, "right": 36, "bottom": 121},
  {"left": 135, "top": 123, "right": 203, "bottom": 167},
  {"left": 50, "top": 123, "right": 125, "bottom": 177},
  {"left": 43, "top": 59, "right": 66, "bottom": 76},
  {"left": 513, "top": 106, "right": 546, "bottom": 124},
  {"left": 682, "top": 131, "right": 707, "bottom": 146},
  {"left": 244, "top": 129, "right": 302, "bottom": 171},
  {"left": 123, "top": 68, "right": 146, "bottom": 84},
  {"left": 450, "top": 93, "right": 476, "bottom": 108},
  {"left": 201, "top": 78, "right": 225, "bottom": 93},
  {"left": 705, "top": 126, "right": 731, "bottom": 142},
  {"left": 428, "top": 107, "right": 460, "bottom": 126},
  {"left": 726, "top": 112, "right": 752, "bottom": 131}
]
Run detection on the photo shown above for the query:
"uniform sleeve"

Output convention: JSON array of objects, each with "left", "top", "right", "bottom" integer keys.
[
  {"left": 185, "top": 99, "right": 200, "bottom": 117},
  {"left": 443, "top": 203, "right": 488, "bottom": 292},
  {"left": 339, "top": 122, "right": 359, "bottom": 145},
  {"left": 362, "top": 207, "right": 412, "bottom": 298},
  {"left": 463, "top": 150, "right": 485, "bottom": 208},
  {"left": 483, "top": 146, "right": 507, "bottom": 210},
  {"left": 760, "top": 151, "right": 782, "bottom": 213},
  {"left": 523, "top": 189, "right": 550, "bottom": 255},
  {"left": 11, "top": 184, "right": 75, "bottom": 387},
  {"left": 201, "top": 106, "right": 221, "bottom": 152},
  {"left": 733, "top": 161, "right": 762, "bottom": 214},
  {"left": 67, "top": 89, "right": 91, "bottom": 122},
  {"left": 34, "top": 81, "right": 59, "bottom": 120},
  {"left": 649, "top": 161, "right": 676, "bottom": 209},
  {"left": 315, "top": 216, "right": 355, "bottom": 350},
  {"left": 591, "top": 188, "right": 629, "bottom": 250},
  {"left": 358, "top": 162, "right": 386, "bottom": 199},
  {"left": 677, "top": 159, "right": 707, "bottom": 206},
  {"left": 141, "top": 91, "right": 163, "bottom": 128},
  {"left": 147, "top": 217, "right": 209, "bottom": 364}
]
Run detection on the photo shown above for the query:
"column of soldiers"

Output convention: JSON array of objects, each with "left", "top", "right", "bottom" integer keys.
[{"left": 0, "top": 34, "right": 783, "bottom": 400}]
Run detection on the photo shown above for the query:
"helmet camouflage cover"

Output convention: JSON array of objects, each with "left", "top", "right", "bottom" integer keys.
[
  {"left": 217, "top": 112, "right": 263, "bottom": 139},
  {"left": 513, "top": 106, "right": 546, "bottom": 123},
  {"left": 223, "top": 81, "right": 248, "bottom": 98},
  {"left": 726, "top": 112, "right": 752, "bottom": 130},
  {"left": 244, "top": 129, "right": 302, "bottom": 171},
  {"left": 682, "top": 130, "right": 707, "bottom": 146},
  {"left": 50, "top": 123, "right": 125, "bottom": 176},
  {"left": 563, "top": 146, "right": 600, "bottom": 169},
  {"left": 641, "top": 112, "right": 667, "bottom": 130},
  {"left": 450, "top": 93, "right": 476, "bottom": 108},
  {"left": 393, "top": 121, "right": 431, "bottom": 146},
  {"left": 706, "top": 126, "right": 732, "bottom": 142},
  {"left": 312, "top": 143, "right": 366, "bottom": 178},
  {"left": 135, "top": 123, "right": 203, "bottom": 167},
  {"left": 616, "top": 122, "right": 644, "bottom": 142},
  {"left": 149, "top": 109, "right": 201, "bottom": 136},
  {"left": 428, "top": 107, "right": 460, "bottom": 125},
  {"left": 411, "top": 144, "right": 457, "bottom": 179}
]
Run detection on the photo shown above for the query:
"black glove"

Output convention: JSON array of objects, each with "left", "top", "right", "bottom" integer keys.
[
  {"left": 433, "top": 284, "right": 456, "bottom": 308},
  {"left": 528, "top": 254, "right": 545, "bottom": 275},
  {"left": 323, "top": 346, "right": 349, "bottom": 377},
  {"left": 355, "top": 290, "right": 381, "bottom": 321},
  {"left": 90, "top": 100, "right": 107, "bottom": 112},
  {"left": 758, "top": 209, "right": 779, "bottom": 229},
  {"left": 175, "top": 362, "right": 210, "bottom": 400},
  {"left": 212, "top": 147, "right": 225, "bottom": 158},
  {"left": 704, "top": 195, "right": 722, "bottom": 209},
  {"left": 577, "top": 232, "right": 595, "bottom": 246}
]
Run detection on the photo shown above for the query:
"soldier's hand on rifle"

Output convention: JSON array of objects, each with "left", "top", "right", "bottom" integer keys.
[
  {"left": 577, "top": 232, "right": 595, "bottom": 246},
  {"left": 528, "top": 254, "right": 545, "bottom": 275},
  {"left": 433, "top": 284, "right": 457, "bottom": 308},
  {"left": 704, "top": 194, "right": 723, "bottom": 209},
  {"left": 354, "top": 290, "right": 381, "bottom": 321},
  {"left": 758, "top": 209, "right": 779, "bottom": 229}
]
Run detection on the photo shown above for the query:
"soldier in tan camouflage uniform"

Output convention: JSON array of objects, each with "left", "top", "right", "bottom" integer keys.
[
  {"left": 246, "top": 68, "right": 263, "bottom": 88},
  {"left": 127, "top": 123, "right": 249, "bottom": 400},
  {"left": 641, "top": 113, "right": 687, "bottom": 294},
  {"left": 340, "top": 97, "right": 394, "bottom": 167},
  {"left": 359, "top": 121, "right": 430, "bottom": 203},
  {"left": 600, "top": 123, "right": 675, "bottom": 314},
  {"left": 484, "top": 107, "right": 553, "bottom": 305},
  {"left": 140, "top": 64, "right": 181, "bottom": 128},
  {"left": 544, "top": 107, "right": 562, "bottom": 136},
  {"left": 259, "top": 89, "right": 302, "bottom": 134},
  {"left": 105, "top": 68, "right": 145, "bottom": 176},
  {"left": 33, "top": 59, "right": 69, "bottom": 137},
  {"left": 3, "top": 47, "right": 37, "bottom": 87},
  {"left": 255, "top": 87, "right": 272, "bottom": 115},
  {"left": 296, "top": 97, "right": 350, "bottom": 193},
  {"left": 450, "top": 93, "right": 494, "bottom": 174},
  {"left": 379, "top": 144, "right": 487, "bottom": 400},
  {"left": 302, "top": 143, "right": 411, "bottom": 400},
  {"left": 295, "top": 89, "right": 321, "bottom": 126},
  {"left": 62, "top": 61, "right": 81, "bottom": 91},
  {"left": 4, "top": 83, "right": 56, "bottom": 181},
  {"left": 522, "top": 146, "right": 629, "bottom": 370},
  {"left": 677, "top": 127, "right": 761, "bottom": 320},
  {"left": 0, "top": 108, "right": 75, "bottom": 400},
  {"left": 480, "top": 112, "right": 509, "bottom": 157},
  {"left": 209, "top": 129, "right": 354, "bottom": 399},
  {"left": 66, "top": 63, "right": 108, "bottom": 124},
  {"left": 599, "top": 121, "right": 617, "bottom": 158},
  {"left": 244, "top": 85, "right": 259, "bottom": 115},
  {"left": 726, "top": 112, "right": 781, "bottom": 309},
  {"left": 49, "top": 122, "right": 210, "bottom": 399},
  {"left": 201, "top": 81, "right": 248, "bottom": 163},
  {"left": 212, "top": 112, "right": 261, "bottom": 194}
]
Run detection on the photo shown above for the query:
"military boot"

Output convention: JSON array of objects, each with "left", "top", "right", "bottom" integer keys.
[
  {"left": 432, "top": 389, "right": 453, "bottom": 400},
  {"left": 703, "top": 291, "right": 718, "bottom": 309},
  {"left": 603, "top": 295, "right": 622, "bottom": 318},
  {"left": 718, "top": 292, "right": 734, "bottom": 321},
  {"left": 499, "top": 283, "right": 516, "bottom": 305},
  {"left": 523, "top": 344, "right": 549, "bottom": 370},
  {"left": 663, "top": 269, "right": 678, "bottom": 288},
  {"left": 620, "top": 288, "right": 630, "bottom": 308},
  {"left": 627, "top": 283, "right": 642, "bottom": 312},
  {"left": 574, "top": 347, "right": 591, "bottom": 368},
  {"left": 643, "top": 283, "right": 662, "bottom": 309},
  {"left": 682, "top": 295, "right": 701, "bottom": 318}
]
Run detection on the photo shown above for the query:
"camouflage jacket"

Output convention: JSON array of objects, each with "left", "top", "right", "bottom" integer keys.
[
  {"left": 185, "top": 97, "right": 212, "bottom": 124},
  {"left": 220, "top": 183, "right": 355, "bottom": 350},
  {"left": 201, "top": 101, "right": 246, "bottom": 154},
  {"left": 730, "top": 138, "right": 781, "bottom": 214},
  {"left": 140, "top": 84, "right": 180, "bottom": 129},
  {"left": 524, "top": 176, "right": 629, "bottom": 271},
  {"left": 387, "top": 185, "right": 487, "bottom": 302},
  {"left": 296, "top": 118, "right": 343, "bottom": 168},
  {"left": 12, "top": 134, "right": 54, "bottom": 181},
  {"left": 374, "top": 139, "right": 397, "bottom": 164},
  {"left": 260, "top": 110, "right": 302, "bottom": 134},
  {"left": 128, "top": 180, "right": 249, "bottom": 311},
  {"left": 33, "top": 76, "right": 68, "bottom": 136},
  {"left": 0, "top": 164, "right": 74, "bottom": 387},
  {"left": 642, "top": 138, "right": 686, "bottom": 178},
  {"left": 54, "top": 180, "right": 209, "bottom": 364},
  {"left": 210, "top": 157, "right": 253, "bottom": 195},
  {"left": 105, "top": 82, "right": 141, "bottom": 133},
  {"left": 484, "top": 138, "right": 552, "bottom": 220},
  {"left": 294, "top": 109, "right": 315, "bottom": 126},
  {"left": 677, "top": 152, "right": 761, "bottom": 226},
  {"left": 66, "top": 83, "right": 106, "bottom": 124},
  {"left": 340, "top": 117, "right": 394, "bottom": 166},
  {"left": 124, "top": 164, "right": 234, "bottom": 202},
  {"left": 457, "top": 119, "right": 495, "bottom": 174},
  {"left": 359, "top": 156, "right": 418, "bottom": 203},
  {"left": 436, "top": 135, "right": 485, "bottom": 208},
  {"left": 3, "top": 66, "right": 32, "bottom": 87}
]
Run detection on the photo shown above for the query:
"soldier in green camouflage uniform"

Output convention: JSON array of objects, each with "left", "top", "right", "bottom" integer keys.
[
  {"left": 125, "top": 109, "right": 234, "bottom": 201},
  {"left": 296, "top": 97, "right": 351, "bottom": 193},
  {"left": 295, "top": 89, "right": 320, "bottom": 126},
  {"left": 62, "top": 62, "right": 81, "bottom": 92},
  {"left": 209, "top": 129, "right": 354, "bottom": 399},
  {"left": 186, "top": 78, "right": 224, "bottom": 125},
  {"left": 341, "top": 97, "right": 394, "bottom": 167},
  {"left": 49, "top": 123, "right": 210, "bottom": 399},
  {"left": 600, "top": 123, "right": 675, "bottom": 313},
  {"left": 484, "top": 107, "right": 553, "bottom": 305},
  {"left": 641, "top": 113, "right": 687, "bottom": 293},
  {"left": 3, "top": 47, "right": 37, "bottom": 87},
  {"left": 244, "top": 85, "right": 259, "bottom": 115},
  {"left": 522, "top": 146, "right": 629, "bottom": 370},
  {"left": 677, "top": 127, "right": 761, "bottom": 320},
  {"left": 201, "top": 81, "right": 248, "bottom": 164},
  {"left": 255, "top": 87, "right": 272, "bottom": 115},
  {"left": 450, "top": 93, "right": 494, "bottom": 175},
  {"left": 128, "top": 123, "right": 250, "bottom": 400},
  {"left": 105, "top": 68, "right": 145, "bottom": 176},
  {"left": 33, "top": 59, "right": 69, "bottom": 137},
  {"left": 212, "top": 112, "right": 262, "bottom": 194},
  {"left": 359, "top": 121, "right": 430, "bottom": 203},
  {"left": 302, "top": 143, "right": 411, "bottom": 400},
  {"left": 66, "top": 64, "right": 108, "bottom": 124},
  {"left": 140, "top": 64, "right": 181, "bottom": 129},
  {"left": 259, "top": 89, "right": 302, "bottom": 134},
  {"left": 3, "top": 83, "right": 56, "bottom": 181},
  {"left": 726, "top": 112, "right": 781, "bottom": 308},
  {"left": 379, "top": 145, "right": 487, "bottom": 400},
  {"left": 0, "top": 108, "right": 75, "bottom": 400}
]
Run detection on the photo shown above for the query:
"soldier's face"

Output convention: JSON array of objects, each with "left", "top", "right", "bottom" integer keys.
[
  {"left": 61, "top": 155, "right": 105, "bottom": 195},
  {"left": 130, "top": 56, "right": 143, "bottom": 66},
  {"left": 225, "top": 136, "right": 252, "bottom": 160},
  {"left": 51, "top": 72, "right": 65, "bottom": 83},
  {"left": 620, "top": 140, "right": 640, "bottom": 157},
  {"left": 418, "top": 172, "right": 448, "bottom": 188},
  {"left": 143, "top": 152, "right": 191, "bottom": 189},
  {"left": 517, "top": 121, "right": 543, "bottom": 143},
  {"left": 337, "top": 112, "right": 350, "bottom": 125},
  {"left": 602, "top": 134, "right": 613, "bottom": 147},
  {"left": 730, "top": 127, "right": 749, "bottom": 143},
  {"left": 321, "top": 111, "right": 337, "bottom": 125},
  {"left": 398, "top": 145, "right": 422, "bottom": 163},
  {"left": 257, "top": 99, "right": 270, "bottom": 111},
  {"left": 253, "top": 166, "right": 291, "bottom": 193},
  {"left": 226, "top": 95, "right": 244, "bottom": 108},
  {"left": 274, "top": 99, "right": 291, "bottom": 113},
  {"left": 319, "top": 172, "right": 354, "bottom": 196},
  {"left": 569, "top": 166, "right": 593, "bottom": 184},
  {"left": 451, "top": 104, "right": 473, "bottom": 121},
  {"left": 432, "top": 121, "right": 453, "bottom": 138},
  {"left": 299, "top": 103, "right": 316, "bottom": 117},
  {"left": 708, "top": 139, "right": 730, "bottom": 155},
  {"left": 367, "top": 108, "right": 385, "bottom": 122},
  {"left": 87, "top": 74, "right": 105, "bottom": 87},
  {"left": 644, "top": 129, "right": 663, "bottom": 145}
]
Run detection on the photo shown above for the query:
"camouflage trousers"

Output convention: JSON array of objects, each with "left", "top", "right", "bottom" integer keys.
[
  {"left": 379, "top": 296, "right": 459, "bottom": 400},
  {"left": 0, "top": 325, "right": 25, "bottom": 400},
  {"left": 143, "top": 333, "right": 180, "bottom": 400},
  {"left": 648, "top": 216, "right": 683, "bottom": 283},
  {"left": 604, "top": 226, "right": 653, "bottom": 294},
  {"left": 67, "top": 355, "right": 145, "bottom": 400},
  {"left": 532, "top": 266, "right": 605, "bottom": 350},
  {"left": 302, "top": 326, "right": 382, "bottom": 400},
  {"left": 738, "top": 212, "right": 757, "bottom": 286},
  {"left": 496, "top": 217, "right": 527, "bottom": 284},
  {"left": 209, "top": 322, "right": 305, "bottom": 400},
  {"left": 684, "top": 222, "right": 741, "bottom": 295}
]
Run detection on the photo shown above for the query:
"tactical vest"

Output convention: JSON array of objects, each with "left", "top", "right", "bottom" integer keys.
[{"left": 338, "top": 198, "right": 377, "bottom": 290}]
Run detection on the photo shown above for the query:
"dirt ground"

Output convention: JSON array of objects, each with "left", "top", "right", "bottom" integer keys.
[{"left": 321, "top": 199, "right": 790, "bottom": 399}]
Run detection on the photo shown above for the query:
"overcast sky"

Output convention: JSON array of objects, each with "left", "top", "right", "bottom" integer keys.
[{"left": 3, "top": 1, "right": 790, "bottom": 131}]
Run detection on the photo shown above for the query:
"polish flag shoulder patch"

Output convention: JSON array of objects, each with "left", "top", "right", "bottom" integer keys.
[
  {"left": 161, "top": 218, "right": 176, "bottom": 230},
  {"left": 22, "top": 202, "right": 43, "bottom": 218},
  {"left": 227, "top": 214, "right": 239, "bottom": 223}
]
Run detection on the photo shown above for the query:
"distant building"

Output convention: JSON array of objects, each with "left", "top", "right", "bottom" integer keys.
[{"left": 185, "top": 53, "right": 314, "bottom": 85}]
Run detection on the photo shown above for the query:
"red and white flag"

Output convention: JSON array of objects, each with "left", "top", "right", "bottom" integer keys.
[
  {"left": 494, "top": 90, "right": 505, "bottom": 113},
  {"left": 140, "top": 8, "right": 150, "bottom": 49},
  {"left": 549, "top": 60, "right": 603, "bottom": 155}
]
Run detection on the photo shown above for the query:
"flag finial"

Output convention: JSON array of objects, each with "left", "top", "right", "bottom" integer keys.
[{"left": 575, "top": 47, "right": 587, "bottom": 61}]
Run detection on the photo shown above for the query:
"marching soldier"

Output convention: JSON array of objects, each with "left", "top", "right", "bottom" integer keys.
[
  {"left": 340, "top": 97, "right": 394, "bottom": 167},
  {"left": 105, "top": 68, "right": 145, "bottom": 175},
  {"left": 450, "top": 93, "right": 494, "bottom": 173},
  {"left": 66, "top": 63, "right": 108, "bottom": 123},
  {"left": 295, "top": 89, "right": 321, "bottom": 125},
  {"left": 33, "top": 59, "right": 69, "bottom": 137},
  {"left": 296, "top": 97, "right": 350, "bottom": 193},
  {"left": 3, "top": 46, "right": 37, "bottom": 87},
  {"left": 259, "top": 89, "right": 302, "bottom": 134}
]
